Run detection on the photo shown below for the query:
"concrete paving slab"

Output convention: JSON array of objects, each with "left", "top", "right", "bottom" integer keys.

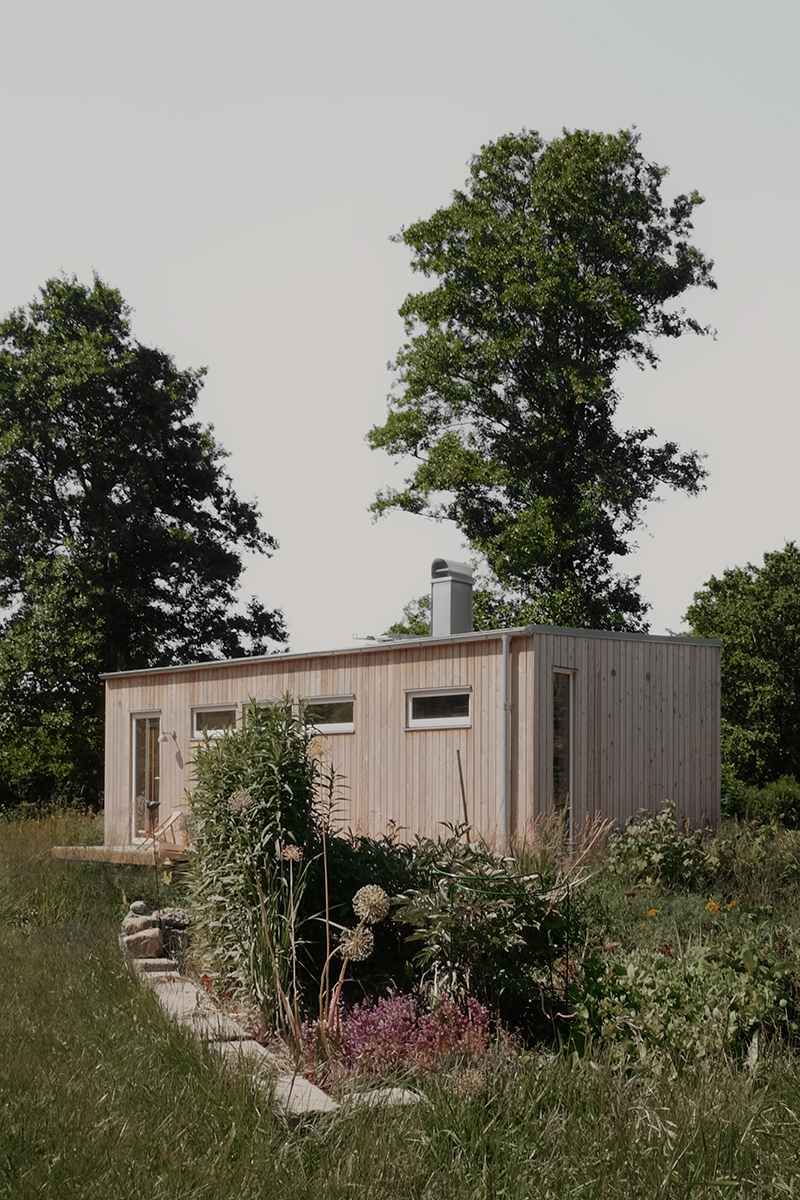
[
  {"left": 145, "top": 976, "right": 252, "bottom": 1040},
  {"left": 349, "top": 1086, "right": 421, "bottom": 1107},
  {"left": 134, "top": 958, "right": 179, "bottom": 973},
  {"left": 272, "top": 1072, "right": 340, "bottom": 1115},
  {"left": 215, "top": 1041, "right": 339, "bottom": 1114}
]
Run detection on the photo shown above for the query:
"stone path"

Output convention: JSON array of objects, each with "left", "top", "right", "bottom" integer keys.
[
  {"left": 137, "top": 963, "right": 339, "bottom": 1116},
  {"left": 121, "top": 902, "right": 418, "bottom": 1117}
]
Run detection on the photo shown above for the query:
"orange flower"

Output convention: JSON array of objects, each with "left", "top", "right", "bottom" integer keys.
[
  {"left": 647, "top": 908, "right": 661, "bottom": 917},
  {"left": 727, "top": 900, "right": 737, "bottom": 909},
  {"left": 705, "top": 898, "right": 720, "bottom": 913}
]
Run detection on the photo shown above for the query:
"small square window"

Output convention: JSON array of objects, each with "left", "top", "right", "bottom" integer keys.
[
  {"left": 406, "top": 688, "right": 471, "bottom": 729},
  {"left": 192, "top": 707, "right": 237, "bottom": 739},
  {"left": 302, "top": 696, "right": 355, "bottom": 734}
]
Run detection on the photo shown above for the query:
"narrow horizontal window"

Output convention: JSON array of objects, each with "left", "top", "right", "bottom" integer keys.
[
  {"left": 406, "top": 688, "right": 471, "bottom": 729},
  {"left": 192, "top": 707, "right": 237, "bottom": 739},
  {"left": 302, "top": 696, "right": 355, "bottom": 734}
]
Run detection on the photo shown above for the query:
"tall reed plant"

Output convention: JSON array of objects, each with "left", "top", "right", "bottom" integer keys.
[{"left": 185, "top": 697, "right": 319, "bottom": 1031}]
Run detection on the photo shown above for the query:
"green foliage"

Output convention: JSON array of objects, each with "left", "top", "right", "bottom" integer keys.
[
  {"left": 9, "top": 812, "right": 800, "bottom": 1196},
  {"left": 722, "top": 775, "right": 800, "bottom": 827},
  {"left": 573, "top": 927, "right": 799, "bottom": 1070},
  {"left": 185, "top": 699, "right": 317, "bottom": 1023},
  {"left": 370, "top": 128, "right": 715, "bottom": 631},
  {"left": 395, "top": 826, "right": 577, "bottom": 1032},
  {"left": 604, "top": 800, "right": 708, "bottom": 889},
  {"left": 705, "top": 820, "right": 800, "bottom": 911},
  {"left": 685, "top": 542, "right": 800, "bottom": 786},
  {"left": 0, "top": 274, "right": 286, "bottom": 804}
]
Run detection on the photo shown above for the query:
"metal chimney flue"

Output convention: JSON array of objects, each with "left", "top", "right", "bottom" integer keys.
[{"left": 430, "top": 558, "right": 473, "bottom": 637}]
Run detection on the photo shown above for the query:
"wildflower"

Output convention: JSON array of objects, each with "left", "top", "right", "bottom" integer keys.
[
  {"left": 338, "top": 926, "right": 375, "bottom": 962},
  {"left": 647, "top": 908, "right": 661, "bottom": 917},
  {"left": 282, "top": 844, "right": 303, "bottom": 862},
  {"left": 352, "top": 885, "right": 390, "bottom": 924},
  {"left": 227, "top": 788, "right": 254, "bottom": 816},
  {"left": 727, "top": 899, "right": 737, "bottom": 909},
  {"left": 453, "top": 1068, "right": 486, "bottom": 1101},
  {"left": 705, "top": 898, "right": 720, "bottom": 913}
]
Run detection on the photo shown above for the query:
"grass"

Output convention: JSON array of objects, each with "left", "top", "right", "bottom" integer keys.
[{"left": 4, "top": 809, "right": 800, "bottom": 1198}]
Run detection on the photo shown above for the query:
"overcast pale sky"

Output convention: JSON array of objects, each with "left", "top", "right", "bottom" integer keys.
[{"left": 4, "top": 0, "right": 798, "bottom": 652}]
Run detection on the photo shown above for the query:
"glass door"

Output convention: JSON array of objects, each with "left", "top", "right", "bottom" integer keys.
[{"left": 132, "top": 715, "right": 161, "bottom": 840}]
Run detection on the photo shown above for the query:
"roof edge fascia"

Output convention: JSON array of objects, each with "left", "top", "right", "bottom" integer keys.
[{"left": 100, "top": 625, "right": 721, "bottom": 682}]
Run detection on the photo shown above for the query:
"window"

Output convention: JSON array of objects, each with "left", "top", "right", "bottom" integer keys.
[
  {"left": 552, "top": 670, "right": 572, "bottom": 817},
  {"left": 405, "top": 687, "right": 471, "bottom": 729},
  {"left": 302, "top": 696, "right": 355, "bottom": 734},
  {"left": 192, "top": 706, "right": 237, "bottom": 739}
]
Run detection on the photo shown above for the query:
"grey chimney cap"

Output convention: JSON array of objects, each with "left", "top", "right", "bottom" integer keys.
[{"left": 431, "top": 558, "right": 473, "bottom": 585}]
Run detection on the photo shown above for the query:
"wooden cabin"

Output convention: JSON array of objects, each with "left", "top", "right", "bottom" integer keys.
[{"left": 99, "top": 561, "right": 721, "bottom": 851}]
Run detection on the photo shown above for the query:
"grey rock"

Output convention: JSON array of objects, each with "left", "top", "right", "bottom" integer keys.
[
  {"left": 129, "top": 900, "right": 151, "bottom": 916},
  {"left": 121, "top": 927, "right": 165, "bottom": 958},
  {"left": 121, "top": 914, "right": 160, "bottom": 935},
  {"left": 154, "top": 908, "right": 193, "bottom": 929}
]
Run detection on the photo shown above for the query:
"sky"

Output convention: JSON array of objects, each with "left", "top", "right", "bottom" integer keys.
[{"left": 3, "top": 0, "right": 798, "bottom": 653}]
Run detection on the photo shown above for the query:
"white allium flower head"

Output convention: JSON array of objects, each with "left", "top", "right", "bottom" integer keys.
[{"left": 352, "top": 885, "right": 390, "bottom": 924}]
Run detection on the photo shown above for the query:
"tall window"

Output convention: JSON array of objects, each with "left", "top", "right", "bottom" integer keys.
[
  {"left": 133, "top": 715, "right": 160, "bottom": 839},
  {"left": 552, "top": 671, "right": 572, "bottom": 819}
]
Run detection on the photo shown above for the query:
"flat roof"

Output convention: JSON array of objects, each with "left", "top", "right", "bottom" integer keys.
[{"left": 101, "top": 624, "right": 721, "bottom": 681}]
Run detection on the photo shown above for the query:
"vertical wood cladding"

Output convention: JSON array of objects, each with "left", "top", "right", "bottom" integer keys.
[{"left": 103, "top": 629, "right": 720, "bottom": 846}]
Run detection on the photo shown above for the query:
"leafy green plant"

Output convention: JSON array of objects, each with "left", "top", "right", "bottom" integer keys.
[
  {"left": 572, "top": 925, "right": 799, "bottom": 1071},
  {"left": 393, "top": 823, "right": 591, "bottom": 1035},
  {"left": 705, "top": 820, "right": 800, "bottom": 911},
  {"left": 604, "top": 800, "right": 708, "bottom": 889}
]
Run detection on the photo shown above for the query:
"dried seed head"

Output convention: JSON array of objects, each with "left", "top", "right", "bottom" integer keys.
[
  {"left": 452, "top": 1068, "right": 486, "bottom": 1102},
  {"left": 307, "top": 735, "right": 332, "bottom": 764},
  {"left": 282, "top": 844, "right": 303, "bottom": 862},
  {"left": 352, "top": 885, "right": 390, "bottom": 925},
  {"left": 337, "top": 926, "right": 374, "bottom": 962},
  {"left": 227, "top": 789, "right": 254, "bottom": 816}
]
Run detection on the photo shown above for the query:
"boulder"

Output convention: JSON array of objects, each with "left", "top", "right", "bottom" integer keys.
[
  {"left": 122, "top": 927, "right": 165, "bottom": 959},
  {"left": 121, "top": 914, "right": 161, "bottom": 935}
]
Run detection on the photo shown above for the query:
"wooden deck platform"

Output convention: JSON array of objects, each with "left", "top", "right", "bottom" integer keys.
[{"left": 52, "top": 844, "right": 187, "bottom": 867}]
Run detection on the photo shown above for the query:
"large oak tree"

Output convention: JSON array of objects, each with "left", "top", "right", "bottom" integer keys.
[
  {"left": 0, "top": 275, "right": 285, "bottom": 802},
  {"left": 370, "top": 128, "right": 716, "bottom": 631}
]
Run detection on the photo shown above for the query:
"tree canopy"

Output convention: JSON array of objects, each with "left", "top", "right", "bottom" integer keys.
[
  {"left": 684, "top": 543, "right": 800, "bottom": 788},
  {"left": 0, "top": 275, "right": 285, "bottom": 801},
  {"left": 369, "top": 128, "right": 716, "bottom": 630}
]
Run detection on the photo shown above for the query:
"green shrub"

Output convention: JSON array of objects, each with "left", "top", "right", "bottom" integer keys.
[
  {"left": 572, "top": 925, "right": 799, "bottom": 1071},
  {"left": 604, "top": 800, "right": 707, "bottom": 889},
  {"left": 705, "top": 820, "right": 800, "bottom": 911},
  {"left": 185, "top": 697, "right": 319, "bottom": 1024},
  {"left": 394, "top": 825, "right": 582, "bottom": 1036},
  {"left": 722, "top": 772, "right": 800, "bottom": 827}
]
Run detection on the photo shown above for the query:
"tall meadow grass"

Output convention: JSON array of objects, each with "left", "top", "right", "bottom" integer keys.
[{"left": 4, "top": 808, "right": 800, "bottom": 1198}]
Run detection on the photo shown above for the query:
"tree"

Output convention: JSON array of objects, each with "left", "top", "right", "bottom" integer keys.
[
  {"left": 684, "top": 543, "right": 800, "bottom": 788},
  {"left": 369, "top": 128, "right": 716, "bottom": 630},
  {"left": 0, "top": 274, "right": 286, "bottom": 802}
]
